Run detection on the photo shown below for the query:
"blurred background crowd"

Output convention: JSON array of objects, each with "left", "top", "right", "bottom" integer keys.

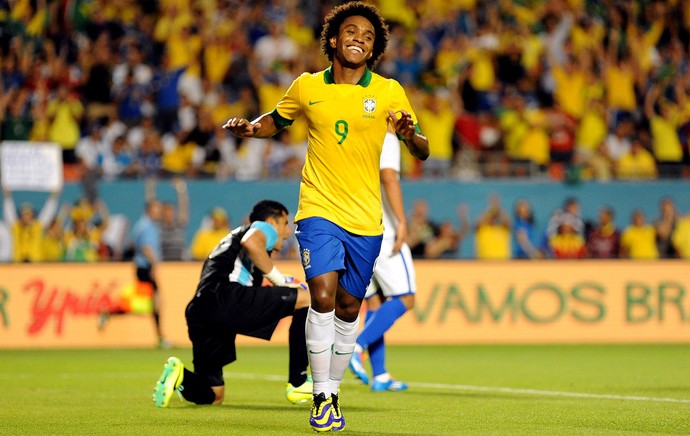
[
  {"left": 1, "top": 0, "right": 690, "bottom": 262},
  {"left": 4, "top": 180, "right": 690, "bottom": 263},
  {"left": 3, "top": 0, "right": 690, "bottom": 181}
]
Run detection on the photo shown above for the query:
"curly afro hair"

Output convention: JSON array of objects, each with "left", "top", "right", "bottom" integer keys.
[{"left": 320, "top": 1, "right": 389, "bottom": 69}]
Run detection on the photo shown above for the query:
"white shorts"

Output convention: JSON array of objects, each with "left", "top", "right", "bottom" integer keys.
[{"left": 365, "top": 238, "right": 416, "bottom": 299}]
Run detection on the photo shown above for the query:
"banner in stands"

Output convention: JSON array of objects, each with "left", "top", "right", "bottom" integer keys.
[
  {"left": 0, "top": 141, "right": 63, "bottom": 191},
  {"left": 0, "top": 261, "right": 689, "bottom": 348}
]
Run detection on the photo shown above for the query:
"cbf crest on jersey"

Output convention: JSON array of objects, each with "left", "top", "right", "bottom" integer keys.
[
  {"left": 363, "top": 96, "right": 376, "bottom": 117},
  {"left": 301, "top": 248, "right": 311, "bottom": 270}
]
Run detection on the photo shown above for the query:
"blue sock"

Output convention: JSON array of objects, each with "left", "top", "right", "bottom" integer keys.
[
  {"left": 369, "top": 336, "right": 386, "bottom": 377},
  {"left": 356, "top": 298, "right": 406, "bottom": 349}
]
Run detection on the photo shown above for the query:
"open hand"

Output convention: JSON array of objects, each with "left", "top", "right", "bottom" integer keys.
[
  {"left": 222, "top": 117, "right": 262, "bottom": 138},
  {"left": 388, "top": 110, "right": 415, "bottom": 142}
]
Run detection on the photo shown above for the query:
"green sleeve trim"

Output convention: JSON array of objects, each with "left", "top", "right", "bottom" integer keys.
[
  {"left": 396, "top": 124, "right": 421, "bottom": 141},
  {"left": 270, "top": 109, "right": 293, "bottom": 128}
]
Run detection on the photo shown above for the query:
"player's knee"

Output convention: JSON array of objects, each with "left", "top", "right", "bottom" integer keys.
[
  {"left": 398, "top": 294, "right": 415, "bottom": 310},
  {"left": 306, "top": 273, "right": 338, "bottom": 310},
  {"left": 334, "top": 301, "right": 361, "bottom": 322},
  {"left": 335, "top": 307, "right": 359, "bottom": 322},
  {"left": 310, "top": 289, "right": 336, "bottom": 312},
  {"left": 334, "top": 290, "right": 362, "bottom": 321}
]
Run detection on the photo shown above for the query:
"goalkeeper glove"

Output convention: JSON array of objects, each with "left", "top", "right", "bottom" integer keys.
[{"left": 264, "top": 267, "right": 307, "bottom": 290}]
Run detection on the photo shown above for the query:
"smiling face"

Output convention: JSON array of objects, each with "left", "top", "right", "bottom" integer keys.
[{"left": 331, "top": 15, "right": 375, "bottom": 69}]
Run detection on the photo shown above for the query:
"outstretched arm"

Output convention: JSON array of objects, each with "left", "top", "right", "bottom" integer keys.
[
  {"left": 2, "top": 188, "right": 16, "bottom": 224},
  {"left": 145, "top": 177, "right": 156, "bottom": 203},
  {"left": 37, "top": 190, "right": 61, "bottom": 229},
  {"left": 222, "top": 112, "right": 281, "bottom": 139},
  {"left": 173, "top": 178, "right": 189, "bottom": 225},
  {"left": 388, "top": 110, "right": 429, "bottom": 161}
]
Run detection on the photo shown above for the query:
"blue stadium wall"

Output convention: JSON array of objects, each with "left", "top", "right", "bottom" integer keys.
[{"left": 2, "top": 179, "right": 689, "bottom": 259}]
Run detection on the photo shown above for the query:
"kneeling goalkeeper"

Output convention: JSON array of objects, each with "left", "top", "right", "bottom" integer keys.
[{"left": 153, "top": 199, "right": 312, "bottom": 407}]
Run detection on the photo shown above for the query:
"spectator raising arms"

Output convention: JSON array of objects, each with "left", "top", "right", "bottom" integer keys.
[
  {"left": 2, "top": 188, "right": 61, "bottom": 263},
  {"left": 4, "top": 0, "right": 690, "bottom": 181},
  {"left": 475, "top": 194, "right": 511, "bottom": 260},
  {"left": 146, "top": 177, "right": 189, "bottom": 261}
]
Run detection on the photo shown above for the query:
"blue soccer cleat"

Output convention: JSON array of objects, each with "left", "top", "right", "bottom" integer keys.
[
  {"left": 348, "top": 351, "right": 369, "bottom": 385},
  {"left": 371, "top": 378, "right": 408, "bottom": 392}
]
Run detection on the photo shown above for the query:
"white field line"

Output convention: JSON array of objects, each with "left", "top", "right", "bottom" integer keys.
[
  {"left": 5, "top": 371, "right": 689, "bottom": 404},
  {"left": 224, "top": 372, "right": 690, "bottom": 404}
]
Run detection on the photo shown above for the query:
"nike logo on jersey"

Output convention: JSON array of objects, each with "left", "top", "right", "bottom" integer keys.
[{"left": 309, "top": 100, "right": 325, "bottom": 105}]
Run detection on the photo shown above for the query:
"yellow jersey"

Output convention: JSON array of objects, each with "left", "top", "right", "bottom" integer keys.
[
  {"left": 273, "top": 67, "right": 418, "bottom": 236},
  {"left": 621, "top": 225, "right": 659, "bottom": 259},
  {"left": 12, "top": 221, "right": 44, "bottom": 262},
  {"left": 672, "top": 216, "right": 690, "bottom": 259},
  {"left": 475, "top": 224, "right": 511, "bottom": 260}
]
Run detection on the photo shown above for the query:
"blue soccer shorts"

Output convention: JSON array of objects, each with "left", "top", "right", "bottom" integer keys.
[{"left": 294, "top": 217, "right": 383, "bottom": 299}]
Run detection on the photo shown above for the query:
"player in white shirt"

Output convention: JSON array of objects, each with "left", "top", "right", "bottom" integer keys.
[{"left": 349, "top": 129, "right": 416, "bottom": 391}]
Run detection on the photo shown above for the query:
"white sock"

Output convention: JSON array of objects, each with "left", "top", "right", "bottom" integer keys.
[
  {"left": 374, "top": 373, "right": 391, "bottom": 383},
  {"left": 330, "top": 315, "right": 359, "bottom": 396},
  {"left": 306, "top": 307, "right": 335, "bottom": 396}
]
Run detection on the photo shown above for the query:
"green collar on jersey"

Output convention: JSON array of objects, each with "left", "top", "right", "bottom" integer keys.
[{"left": 323, "top": 65, "right": 372, "bottom": 87}]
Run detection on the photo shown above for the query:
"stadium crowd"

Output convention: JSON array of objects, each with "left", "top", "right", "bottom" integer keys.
[
  {"left": 1, "top": 0, "right": 690, "bottom": 262},
  {"left": 3, "top": 183, "right": 690, "bottom": 262},
  {"left": 2, "top": 0, "right": 690, "bottom": 180},
  {"left": 404, "top": 194, "right": 690, "bottom": 260}
]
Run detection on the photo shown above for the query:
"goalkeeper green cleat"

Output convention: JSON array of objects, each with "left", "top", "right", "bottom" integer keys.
[
  {"left": 153, "top": 357, "right": 184, "bottom": 408},
  {"left": 286, "top": 376, "right": 313, "bottom": 404}
]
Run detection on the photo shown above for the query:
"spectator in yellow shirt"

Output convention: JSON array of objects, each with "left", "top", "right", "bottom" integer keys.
[
  {"left": 620, "top": 209, "right": 659, "bottom": 259},
  {"left": 644, "top": 84, "right": 684, "bottom": 178},
  {"left": 417, "top": 90, "right": 456, "bottom": 178},
  {"left": 500, "top": 91, "right": 550, "bottom": 170},
  {"left": 602, "top": 51, "right": 638, "bottom": 119},
  {"left": 574, "top": 98, "right": 610, "bottom": 180},
  {"left": 2, "top": 189, "right": 62, "bottom": 262},
  {"left": 671, "top": 214, "right": 690, "bottom": 259},
  {"left": 616, "top": 136, "right": 658, "bottom": 180},
  {"left": 190, "top": 207, "right": 231, "bottom": 260},
  {"left": 551, "top": 54, "right": 587, "bottom": 119},
  {"left": 47, "top": 84, "right": 84, "bottom": 164},
  {"left": 475, "top": 194, "right": 511, "bottom": 260},
  {"left": 42, "top": 218, "right": 65, "bottom": 262}
]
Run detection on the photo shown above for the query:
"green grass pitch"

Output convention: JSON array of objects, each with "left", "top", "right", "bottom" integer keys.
[{"left": 1, "top": 345, "right": 689, "bottom": 435}]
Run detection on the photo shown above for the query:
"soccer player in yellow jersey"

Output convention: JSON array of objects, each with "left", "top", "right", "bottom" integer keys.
[{"left": 223, "top": 2, "right": 429, "bottom": 432}]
